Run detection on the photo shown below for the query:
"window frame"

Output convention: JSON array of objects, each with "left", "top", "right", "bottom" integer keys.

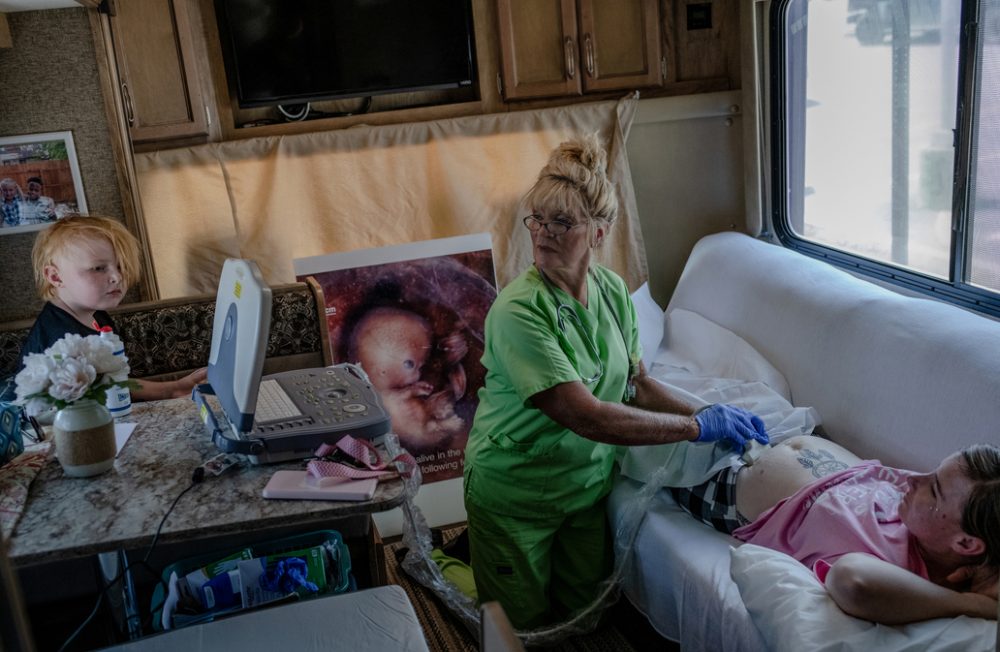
[{"left": 768, "top": 0, "right": 1000, "bottom": 318}]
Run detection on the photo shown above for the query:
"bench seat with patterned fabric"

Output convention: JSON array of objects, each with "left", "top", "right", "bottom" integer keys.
[{"left": 0, "top": 281, "right": 331, "bottom": 389}]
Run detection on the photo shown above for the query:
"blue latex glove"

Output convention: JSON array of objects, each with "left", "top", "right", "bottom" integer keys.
[
  {"left": 694, "top": 404, "right": 769, "bottom": 452},
  {"left": 261, "top": 557, "right": 320, "bottom": 594}
]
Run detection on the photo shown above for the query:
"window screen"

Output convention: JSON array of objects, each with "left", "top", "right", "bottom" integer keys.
[{"left": 772, "top": 0, "right": 1000, "bottom": 316}]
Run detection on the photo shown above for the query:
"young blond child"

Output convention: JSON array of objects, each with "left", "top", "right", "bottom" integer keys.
[{"left": 20, "top": 215, "right": 206, "bottom": 401}]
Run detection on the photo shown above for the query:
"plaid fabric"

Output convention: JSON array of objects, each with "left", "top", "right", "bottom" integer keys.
[
  {"left": 669, "top": 463, "right": 748, "bottom": 534},
  {"left": 1, "top": 201, "right": 20, "bottom": 226}
]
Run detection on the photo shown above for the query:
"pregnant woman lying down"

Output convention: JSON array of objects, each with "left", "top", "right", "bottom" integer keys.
[{"left": 670, "top": 435, "right": 999, "bottom": 624}]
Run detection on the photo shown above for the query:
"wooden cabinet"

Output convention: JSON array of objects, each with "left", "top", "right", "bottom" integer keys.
[
  {"left": 107, "top": 0, "right": 208, "bottom": 143},
  {"left": 496, "top": 0, "right": 662, "bottom": 100}
]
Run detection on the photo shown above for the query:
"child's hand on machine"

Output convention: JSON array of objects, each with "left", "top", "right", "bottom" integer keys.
[{"left": 171, "top": 368, "right": 208, "bottom": 398}]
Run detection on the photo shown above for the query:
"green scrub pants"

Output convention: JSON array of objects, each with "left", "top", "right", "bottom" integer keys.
[{"left": 465, "top": 497, "right": 612, "bottom": 630}]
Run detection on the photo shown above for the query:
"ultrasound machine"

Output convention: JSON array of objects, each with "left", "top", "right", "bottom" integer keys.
[{"left": 192, "top": 259, "right": 391, "bottom": 464}]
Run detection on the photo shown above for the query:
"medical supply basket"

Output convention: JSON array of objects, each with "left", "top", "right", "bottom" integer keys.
[{"left": 150, "top": 529, "right": 353, "bottom": 631}]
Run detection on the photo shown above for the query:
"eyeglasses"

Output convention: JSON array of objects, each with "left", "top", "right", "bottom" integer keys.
[{"left": 523, "top": 214, "right": 584, "bottom": 236}]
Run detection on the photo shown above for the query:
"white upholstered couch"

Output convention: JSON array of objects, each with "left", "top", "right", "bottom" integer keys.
[{"left": 609, "top": 232, "right": 1000, "bottom": 651}]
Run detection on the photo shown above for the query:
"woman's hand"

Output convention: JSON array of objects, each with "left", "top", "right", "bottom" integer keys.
[
  {"left": 947, "top": 563, "right": 999, "bottom": 600},
  {"left": 693, "top": 404, "right": 769, "bottom": 452}
]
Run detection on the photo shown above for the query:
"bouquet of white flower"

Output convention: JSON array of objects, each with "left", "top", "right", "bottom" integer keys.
[{"left": 15, "top": 332, "right": 134, "bottom": 417}]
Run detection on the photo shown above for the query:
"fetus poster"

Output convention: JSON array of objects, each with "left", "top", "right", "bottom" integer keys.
[{"left": 295, "top": 234, "right": 497, "bottom": 484}]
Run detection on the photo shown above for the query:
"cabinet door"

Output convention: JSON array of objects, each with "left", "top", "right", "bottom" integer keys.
[
  {"left": 497, "top": 0, "right": 582, "bottom": 100},
  {"left": 577, "top": 0, "right": 662, "bottom": 92},
  {"left": 109, "top": 0, "right": 207, "bottom": 143}
]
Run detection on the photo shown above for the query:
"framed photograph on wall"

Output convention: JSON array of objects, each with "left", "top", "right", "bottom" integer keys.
[
  {"left": 294, "top": 233, "right": 498, "bottom": 485},
  {"left": 0, "top": 131, "right": 87, "bottom": 235}
]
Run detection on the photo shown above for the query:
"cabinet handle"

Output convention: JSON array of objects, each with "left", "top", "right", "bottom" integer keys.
[
  {"left": 584, "top": 33, "right": 594, "bottom": 77},
  {"left": 564, "top": 36, "right": 576, "bottom": 79},
  {"left": 121, "top": 82, "right": 135, "bottom": 126}
]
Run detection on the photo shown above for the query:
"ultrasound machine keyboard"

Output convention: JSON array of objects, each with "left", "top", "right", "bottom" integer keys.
[{"left": 255, "top": 378, "right": 303, "bottom": 423}]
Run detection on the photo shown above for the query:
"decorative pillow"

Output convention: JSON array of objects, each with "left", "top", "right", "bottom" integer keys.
[
  {"left": 730, "top": 544, "right": 998, "bottom": 652},
  {"left": 630, "top": 282, "right": 663, "bottom": 371},
  {"left": 656, "top": 308, "right": 791, "bottom": 400}
]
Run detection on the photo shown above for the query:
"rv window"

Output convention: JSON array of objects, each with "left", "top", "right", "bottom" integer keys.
[{"left": 771, "top": 0, "right": 1000, "bottom": 317}]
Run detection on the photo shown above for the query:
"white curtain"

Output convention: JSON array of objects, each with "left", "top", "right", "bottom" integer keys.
[{"left": 135, "top": 96, "right": 647, "bottom": 298}]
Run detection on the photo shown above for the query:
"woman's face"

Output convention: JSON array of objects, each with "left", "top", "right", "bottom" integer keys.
[
  {"left": 528, "top": 208, "right": 598, "bottom": 275},
  {"left": 898, "top": 453, "right": 978, "bottom": 560}
]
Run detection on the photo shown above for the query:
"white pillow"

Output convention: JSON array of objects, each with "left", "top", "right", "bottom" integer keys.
[
  {"left": 656, "top": 308, "right": 791, "bottom": 400},
  {"left": 730, "top": 544, "right": 997, "bottom": 652},
  {"left": 630, "top": 282, "right": 664, "bottom": 371}
]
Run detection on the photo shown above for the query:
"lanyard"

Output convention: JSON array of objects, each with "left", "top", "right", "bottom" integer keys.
[
  {"left": 307, "top": 436, "right": 417, "bottom": 480},
  {"left": 537, "top": 267, "right": 633, "bottom": 395}
]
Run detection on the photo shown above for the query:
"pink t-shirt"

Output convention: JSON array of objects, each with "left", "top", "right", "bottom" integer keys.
[{"left": 732, "top": 460, "right": 929, "bottom": 582}]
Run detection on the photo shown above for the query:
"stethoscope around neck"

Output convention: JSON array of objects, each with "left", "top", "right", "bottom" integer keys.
[{"left": 537, "top": 266, "right": 626, "bottom": 386}]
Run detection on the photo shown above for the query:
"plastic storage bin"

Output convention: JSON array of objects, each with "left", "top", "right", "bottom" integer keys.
[{"left": 150, "top": 529, "right": 352, "bottom": 631}]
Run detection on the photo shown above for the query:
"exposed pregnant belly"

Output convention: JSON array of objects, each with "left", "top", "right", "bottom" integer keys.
[{"left": 735, "top": 435, "right": 864, "bottom": 522}]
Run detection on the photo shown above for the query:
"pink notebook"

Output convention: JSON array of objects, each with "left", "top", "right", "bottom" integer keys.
[{"left": 262, "top": 470, "right": 378, "bottom": 502}]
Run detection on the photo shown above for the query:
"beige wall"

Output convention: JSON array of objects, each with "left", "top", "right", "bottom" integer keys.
[
  {"left": 627, "top": 91, "right": 747, "bottom": 308},
  {"left": 0, "top": 8, "right": 124, "bottom": 322}
]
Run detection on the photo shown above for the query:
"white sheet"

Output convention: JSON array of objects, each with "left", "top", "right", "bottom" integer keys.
[{"left": 610, "top": 479, "right": 766, "bottom": 650}]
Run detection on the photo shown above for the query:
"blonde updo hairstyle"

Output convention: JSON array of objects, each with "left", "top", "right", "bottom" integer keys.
[
  {"left": 521, "top": 133, "right": 618, "bottom": 243},
  {"left": 32, "top": 215, "right": 142, "bottom": 300}
]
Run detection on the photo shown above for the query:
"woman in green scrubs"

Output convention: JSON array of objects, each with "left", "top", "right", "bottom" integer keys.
[{"left": 463, "top": 135, "right": 769, "bottom": 630}]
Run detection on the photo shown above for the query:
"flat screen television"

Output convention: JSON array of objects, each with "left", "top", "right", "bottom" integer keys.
[{"left": 214, "top": 0, "right": 476, "bottom": 109}]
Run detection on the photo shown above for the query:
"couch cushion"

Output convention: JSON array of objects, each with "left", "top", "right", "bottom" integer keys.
[{"left": 666, "top": 232, "right": 1000, "bottom": 472}]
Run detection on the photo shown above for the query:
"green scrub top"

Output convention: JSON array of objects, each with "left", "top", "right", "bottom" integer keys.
[{"left": 464, "top": 264, "right": 641, "bottom": 518}]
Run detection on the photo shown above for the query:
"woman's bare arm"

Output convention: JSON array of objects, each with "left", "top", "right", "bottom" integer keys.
[
  {"left": 530, "top": 378, "right": 701, "bottom": 446},
  {"left": 824, "top": 553, "right": 998, "bottom": 623}
]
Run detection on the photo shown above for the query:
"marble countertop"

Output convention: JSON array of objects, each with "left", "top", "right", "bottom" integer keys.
[{"left": 8, "top": 398, "right": 405, "bottom": 566}]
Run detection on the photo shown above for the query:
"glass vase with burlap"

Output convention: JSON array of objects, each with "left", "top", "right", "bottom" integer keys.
[{"left": 53, "top": 399, "right": 115, "bottom": 477}]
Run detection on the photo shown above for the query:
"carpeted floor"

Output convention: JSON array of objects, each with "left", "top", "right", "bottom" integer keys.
[{"left": 383, "top": 526, "right": 671, "bottom": 651}]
